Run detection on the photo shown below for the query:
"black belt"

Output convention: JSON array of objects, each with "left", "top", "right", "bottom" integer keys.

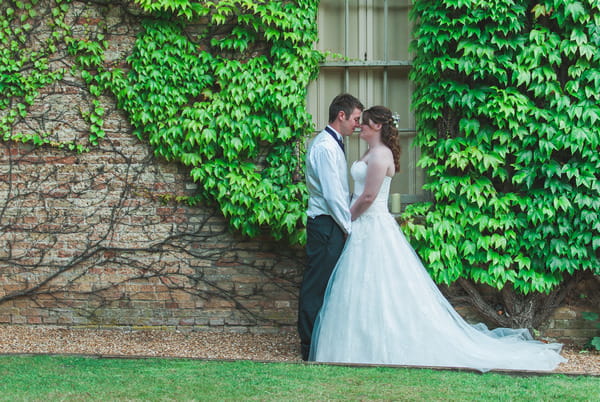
[{"left": 308, "top": 214, "right": 330, "bottom": 220}]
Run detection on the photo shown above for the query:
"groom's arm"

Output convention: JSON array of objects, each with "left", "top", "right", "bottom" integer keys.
[{"left": 313, "top": 146, "right": 352, "bottom": 235}]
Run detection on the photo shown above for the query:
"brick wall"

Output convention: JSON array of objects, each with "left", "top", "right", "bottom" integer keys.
[
  {"left": 0, "top": 129, "right": 305, "bottom": 333},
  {"left": 0, "top": 0, "right": 304, "bottom": 334},
  {"left": 453, "top": 305, "right": 599, "bottom": 346},
  {"left": 0, "top": 0, "right": 597, "bottom": 346}
]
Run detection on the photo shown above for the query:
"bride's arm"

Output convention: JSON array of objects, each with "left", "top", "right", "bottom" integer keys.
[{"left": 350, "top": 156, "right": 388, "bottom": 221}]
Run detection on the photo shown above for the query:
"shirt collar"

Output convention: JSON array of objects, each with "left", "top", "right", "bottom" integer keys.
[{"left": 325, "top": 125, "right": 342, "bottom": 141}]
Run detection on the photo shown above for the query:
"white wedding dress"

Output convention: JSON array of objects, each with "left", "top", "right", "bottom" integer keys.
[{"left": 309, "top": 161, "right": 566, "bottom": 372}]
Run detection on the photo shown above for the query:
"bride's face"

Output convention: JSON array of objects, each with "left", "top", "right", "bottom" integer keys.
[{"left": 360, "top": 119, "right": 381, "bottom": 142}]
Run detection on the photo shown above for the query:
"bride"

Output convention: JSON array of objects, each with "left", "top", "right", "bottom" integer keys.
[{"left": 308, "top": 106, "right": 566, "bottom": 372}]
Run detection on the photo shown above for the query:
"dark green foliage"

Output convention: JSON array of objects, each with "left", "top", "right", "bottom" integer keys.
[
  {"left": 112, "top": 0, "right": 321, "bottom": 244},
  {"left": 0, "top": 0, "right": 81, "bottom": 150},
  {"left": 406, "top": 0, "right": 600, "bottom": 294}
]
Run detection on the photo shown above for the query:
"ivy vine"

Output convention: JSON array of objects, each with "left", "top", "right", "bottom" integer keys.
[
  {"left": 1, "top": 0, "right": 322, "bottom": 245},
  {"left": 1, "top": 0, "right": 75, "bottom": 149},
  {"left": 405, "top": 0, "right": 600, "bottom": 294}
]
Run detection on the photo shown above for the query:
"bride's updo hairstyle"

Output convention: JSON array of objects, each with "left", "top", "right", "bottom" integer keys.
[{"left": 362, "top": 106, "right": 401, "bottom": 171}]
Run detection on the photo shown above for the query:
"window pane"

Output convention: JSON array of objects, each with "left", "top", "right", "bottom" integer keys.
[
  {"left": 306, "top": 68, "right": 346, "bottom": 130},
  {"left": 387, "top": 67, "right": 415, "bottom": 130},
  {"left": 318, "top": 0, "right": 347, "bottom": 57},
  {"left": 307, "top": 0, "right": 428, "bottom": 204},
  {"left": 372, "top": 0, "right": 413, "bottom": 61}
]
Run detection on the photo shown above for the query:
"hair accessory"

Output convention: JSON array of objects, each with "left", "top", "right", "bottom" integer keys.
[{"left": 391, "top": 113, "right": 400, "bottom": 129}]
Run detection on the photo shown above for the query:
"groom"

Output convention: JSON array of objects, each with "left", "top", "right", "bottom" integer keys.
[{"left": 298, "top": 93, "right": 364, "bottom": 360}]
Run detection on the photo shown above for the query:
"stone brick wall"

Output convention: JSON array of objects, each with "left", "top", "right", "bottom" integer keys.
[
  {"left": 0, "top": 135, "right": 305, "bottom": 332},
  {"left": 0, "top": 0, "right": 304, "bottom": 334},
  {"left": 0, "top": 0, "right": 597, "bottom": 346},
  {"left": 539, "top": 306, "right": 600, "bottom": 346}
]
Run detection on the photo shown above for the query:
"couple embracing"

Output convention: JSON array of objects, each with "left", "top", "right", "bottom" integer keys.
[{"left": 297, "top": 93, "right": 566, "bottom": 372}]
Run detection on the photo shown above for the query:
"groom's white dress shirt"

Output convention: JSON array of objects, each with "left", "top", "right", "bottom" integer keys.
[{"left": 306, "top": 126, "right": 352, "bottom": 235}]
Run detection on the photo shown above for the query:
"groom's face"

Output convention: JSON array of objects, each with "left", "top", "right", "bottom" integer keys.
[{"left": 340, "top": 108, "right": 362, "bottom": 137}]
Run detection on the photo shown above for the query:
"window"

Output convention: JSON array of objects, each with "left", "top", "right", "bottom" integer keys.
[{"left": 307, "top": 0, "right": 427, "bottom": 205}]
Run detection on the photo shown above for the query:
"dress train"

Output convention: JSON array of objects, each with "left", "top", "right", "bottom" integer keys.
[{"left": 309, "top": 161, "right": 566, "bottom": 372}]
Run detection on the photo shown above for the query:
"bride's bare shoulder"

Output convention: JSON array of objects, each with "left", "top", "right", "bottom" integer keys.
[
  {"left": 362, "top": 146, "right": 393, "bottom": 168},
  {"left": 372, "top": 145, "right": 393, "bottom": 159},
  {"left": 371, "top": 145, "right": 395, "bottom": 175}
]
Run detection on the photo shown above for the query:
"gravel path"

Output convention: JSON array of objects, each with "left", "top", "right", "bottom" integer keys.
[{"left": 1, "top": 325, "right": 598, "bottom": 375}]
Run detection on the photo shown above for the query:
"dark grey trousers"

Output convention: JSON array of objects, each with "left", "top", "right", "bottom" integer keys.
[{"left": 298, "top": 215, "right": 346, "bottom": 360}]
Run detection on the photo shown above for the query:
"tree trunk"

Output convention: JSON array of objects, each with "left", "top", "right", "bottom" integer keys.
[{"left": 456, "top": 273, "right": 584, "bottom": 332}]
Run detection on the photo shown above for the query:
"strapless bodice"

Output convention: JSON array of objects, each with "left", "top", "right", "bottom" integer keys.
[{"left": 351, "top": 161, "right": 391, "bottom": 215}]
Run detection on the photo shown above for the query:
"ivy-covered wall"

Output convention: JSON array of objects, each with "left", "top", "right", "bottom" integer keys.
[
  {"left": 2, "top": 0, "right": 320, "bottom": 244},
  {"left": 0, "top": 0, "right": 309, "bottom": 333},
  {"left": 1, "top": 0, "right": 598, "bottom": 344},
  {"left": 405, "top": 0, "right": 599, "bottom": 330}
]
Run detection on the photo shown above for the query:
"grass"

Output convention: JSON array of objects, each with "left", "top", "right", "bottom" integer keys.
[{"left": 0, "top": 355, "right": 598, "bottom": 401}]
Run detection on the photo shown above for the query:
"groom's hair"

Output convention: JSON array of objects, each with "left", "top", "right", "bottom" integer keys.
[{"left": 328, "top": 93, "right": 364, "bottom": 123}]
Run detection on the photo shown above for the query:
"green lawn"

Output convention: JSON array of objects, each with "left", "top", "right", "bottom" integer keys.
[{"left": 0, "top": 355, "right": 598, "bottom": 401}]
